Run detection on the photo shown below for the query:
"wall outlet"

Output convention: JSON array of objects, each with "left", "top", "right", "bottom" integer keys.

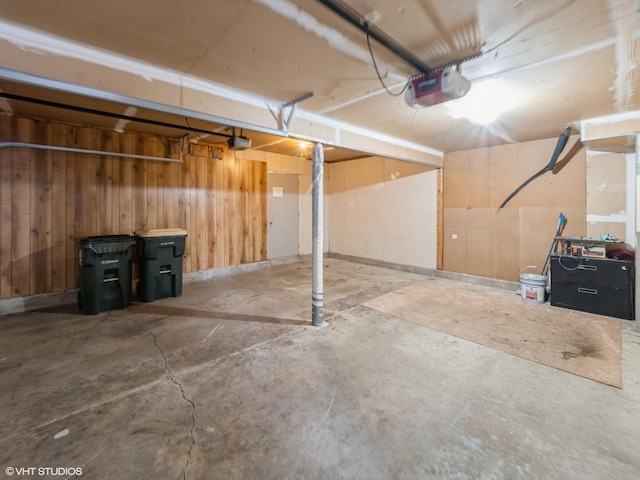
[{"left": 452, "top": 234, "right": 458, "bottom": 239}]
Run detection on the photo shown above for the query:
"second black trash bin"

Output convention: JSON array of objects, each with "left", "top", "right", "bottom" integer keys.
[
  {"left": 136, "top": 228, "right": 188, "bottom": 302},
  {"left": 78, "top": 234, "right": 136, "bottom": 315}
]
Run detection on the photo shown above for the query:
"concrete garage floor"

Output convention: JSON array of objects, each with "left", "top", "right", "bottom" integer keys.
[{"left": 1, "top": 258, "right": 639, "bottom": 479}]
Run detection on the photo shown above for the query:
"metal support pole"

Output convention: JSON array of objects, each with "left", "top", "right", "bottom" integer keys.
[
  {"left": 312, "top": 143, "right": 324, "bottom": 326},
  {"left": 0, "top": 141, "right": 183, "bottom": 163},
  {"left": 636, "top": 134, "right": 640, "bottom": 331}
]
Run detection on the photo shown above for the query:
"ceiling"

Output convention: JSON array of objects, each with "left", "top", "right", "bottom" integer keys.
[{"left": 0, "top": 0, "right": 638, "bottom": 160}]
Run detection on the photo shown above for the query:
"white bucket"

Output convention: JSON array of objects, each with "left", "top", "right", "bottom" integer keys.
[{"left": 520, "top": 267, "right": 547, "bottom": 304}]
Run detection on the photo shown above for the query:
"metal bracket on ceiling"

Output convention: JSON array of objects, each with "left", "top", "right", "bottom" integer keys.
[
  {"left": 279, "top": 92, "right": 314, "bottom": 132},
  {"left": 210, "top": 146, "right": 224, "bottom": 160},
  {"left": 170, "top": 136, "right": 187, "bottom": 158}
]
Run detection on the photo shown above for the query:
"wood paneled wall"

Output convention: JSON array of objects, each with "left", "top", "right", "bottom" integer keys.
[{"left": 0, "top": 115, "right": 267, "bottom": 299}]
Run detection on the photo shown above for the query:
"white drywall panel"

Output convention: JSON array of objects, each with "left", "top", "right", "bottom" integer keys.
[
  {"left": 328, "top": 157, "right": 438, "bottom": 268},
  {"left": 342, "top": 157, "right": 385, "bottom": 259},
  {"left": 382, "top": 169, "right": 438, "bottom": 268}
]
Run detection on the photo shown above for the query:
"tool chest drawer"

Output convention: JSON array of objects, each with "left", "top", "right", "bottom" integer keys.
[
  {"left": 550, "top": 283, "right": 634, "bottom": 320},
  {"left": 550, "top": 255, "right": 632, "bottom": 289},
  {"left": 550, "top": 255, "right": 634, "bottom": 320}
]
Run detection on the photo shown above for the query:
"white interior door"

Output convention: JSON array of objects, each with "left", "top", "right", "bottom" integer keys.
[{"left": 267, "top": 172, "right": 299, "bottom": 259}]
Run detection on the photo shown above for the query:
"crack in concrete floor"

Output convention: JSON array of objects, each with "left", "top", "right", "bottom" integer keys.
[
  {"left": 141, "top": 320, "right": 197, "bottom": 480},
  {"left": 1, "top": 259, "right": 639, "bottom": 478}
]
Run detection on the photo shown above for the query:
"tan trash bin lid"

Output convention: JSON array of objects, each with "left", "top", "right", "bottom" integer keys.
[{"left": 135, "top": 228, "right": 187, "bottom": 238}]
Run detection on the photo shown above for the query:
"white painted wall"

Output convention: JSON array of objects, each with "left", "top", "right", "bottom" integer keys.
[
  {"left": 238, "top": 151, "right": 438, "bottom": 265},
  {"left": 238, "top": 149, "right": 329, "bottom": 256},
  {"left": 627, "top": 152, "right": 636, "bottom": 248},
  {"left": 328, "top": 157, "right": 438, "bottom": 269}
]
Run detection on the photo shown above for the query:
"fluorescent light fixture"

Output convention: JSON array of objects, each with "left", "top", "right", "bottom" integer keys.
[{"left": 446, "top": 79, "right": 525, "bottom": 125}]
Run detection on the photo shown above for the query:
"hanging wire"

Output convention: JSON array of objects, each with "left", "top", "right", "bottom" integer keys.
[
  {"left": 364, "top": 23, "right": 411, "bottom": 97},
  {"left": 184, "top": 116, "right": 226, "bottom": 144},
  {"left": 365, "top": 23, "right": 484, "bottom": 97}
]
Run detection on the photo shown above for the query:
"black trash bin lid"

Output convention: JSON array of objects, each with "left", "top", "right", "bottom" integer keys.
[{"left": 80, "top": 234, "right": 135, "bottom": 245}]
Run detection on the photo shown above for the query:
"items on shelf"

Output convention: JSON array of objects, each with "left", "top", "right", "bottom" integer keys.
[{"left": 555, "top": 236, "right": 633, "bottom": 260}]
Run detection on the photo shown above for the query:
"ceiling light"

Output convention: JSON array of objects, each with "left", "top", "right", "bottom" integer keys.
[{"left": 445, "top": 79, "right": 524, "bottom": 125}]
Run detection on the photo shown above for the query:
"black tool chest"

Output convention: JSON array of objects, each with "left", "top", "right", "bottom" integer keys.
[{"left": 550, "top": 254, "right": 634, "bottom": 320}]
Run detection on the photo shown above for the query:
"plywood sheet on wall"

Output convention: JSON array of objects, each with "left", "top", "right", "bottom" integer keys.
[
  {"left": 442, "top": 150, "right": 469, "bottom": 207},
  {"left": 586, "top": 151, "right": 627, "bottom": 240},
  {"left": 0, "top": 115, "right": 267, "bottom": 300},
  {"left": 443, "top": 226, "right": 467, "bottom": 274},
  {"left": 490, "top": 207, "right": 520, "bottom": 279},
  {"left": 587, "top": 153, "right": 626, "bottom": 214},
  {"left": 443, "top": 135, "right": 586, "bottom": 282},
  {"left": 444, "top": 208, "right": 491, "bottom": 277},
  {"left": 466, "top": 227, "right": 491, "bottom": 277},
  {"left": 490, "top": 144, "right": 521, "bottom": 209}
]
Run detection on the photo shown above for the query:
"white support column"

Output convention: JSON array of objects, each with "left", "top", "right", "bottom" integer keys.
[{"left": 312, "top": 143, "right": 324, "bottom": 326}]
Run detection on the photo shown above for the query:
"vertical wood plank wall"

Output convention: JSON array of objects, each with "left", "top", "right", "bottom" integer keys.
[{"left": 0, "top": 115, "right": 267, "bottom": 300}]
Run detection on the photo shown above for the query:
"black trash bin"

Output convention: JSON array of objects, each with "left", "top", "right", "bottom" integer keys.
[
  {"left": 78, "top": 234, "right": 136, "bottom": 315},
  {"left": 135, "top": 228, "right": 187, "bottom": 302}
]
